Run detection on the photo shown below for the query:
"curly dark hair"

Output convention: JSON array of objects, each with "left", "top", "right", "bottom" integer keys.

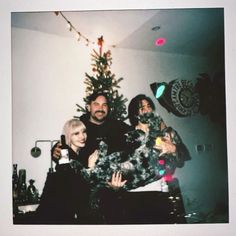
[
  {"left": 86, "top": 91, "right": 110, "bottom": 105},
  {"left": 128, "top": 94, "right": 155, "bottom": 127}
]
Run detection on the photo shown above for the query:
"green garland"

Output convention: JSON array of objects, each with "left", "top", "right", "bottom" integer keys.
[{"left": 80, "top": 112, "right": 183, "bottom": 191}]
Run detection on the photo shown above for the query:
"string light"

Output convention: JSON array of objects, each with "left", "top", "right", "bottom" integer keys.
[
  {"left": 86, "top": 39, "right": 89, "bottom": 46},
  {"left": 54, "top": 11, "right": 116, "bottom": 49},
  {"left": 77, "top": 32, "right": 81, "bottom": 41},
  {"left": 54, "top": 11, "right": 94, "bottom": 47},
  {"left": 67, "top": 21, "right": 72, "bottom": 31},
  {"left": 159, "top": 169, "right": 165, "bottom": 175}
]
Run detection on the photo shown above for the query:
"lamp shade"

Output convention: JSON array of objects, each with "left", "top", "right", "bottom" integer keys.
[
  {"left": 150, "top": 82, "right": 167, "bottom": 99},
  {"left": 31, "top": 147, "right": 41, "bottom": 158}
]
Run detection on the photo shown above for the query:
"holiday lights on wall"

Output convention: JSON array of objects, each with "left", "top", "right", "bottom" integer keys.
[{"left": 54, "top": 11, "right": 116, "bottom": 49}]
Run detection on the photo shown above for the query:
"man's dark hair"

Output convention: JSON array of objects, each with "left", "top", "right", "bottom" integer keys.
[
  {"left": 86, "top": 92, "right": 110, "bottom": 105},
  {"left": 128, "top": 94, "right": 156, "bottom": 127}
]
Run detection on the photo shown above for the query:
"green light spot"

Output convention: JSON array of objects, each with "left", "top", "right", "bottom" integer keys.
[
  {"left": 159, "top": 169, "right": 165, "bottom": 175},
  {"left": 155, "top": 85, "right": 166, "bottom": 98}
]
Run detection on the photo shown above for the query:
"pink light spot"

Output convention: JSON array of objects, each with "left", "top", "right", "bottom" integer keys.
[
  {"left": 164, "top": 175, "right": 173, "bottom": 182},
  {"left": 159, "top": 159, "right": 165, "bottom": 165},
  {"left": 155, "top": 37, "right": 166, "bottom": 46}
]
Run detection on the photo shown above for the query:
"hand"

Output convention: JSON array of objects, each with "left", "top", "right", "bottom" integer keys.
[
  {"left": 88, "top": 150, "right": 98, "bottom": 169},
  {"left": 136, "top": 122, "right": 149, "bottom": 133},
  {"left": 155, "top": 133, "right": 176, "bottom": 156},
  {"left": 52, "top": 142, "right": 62, "bottom": 159},
  {"left": 107, "top": 171, "right": 127, "bottom": 190}
]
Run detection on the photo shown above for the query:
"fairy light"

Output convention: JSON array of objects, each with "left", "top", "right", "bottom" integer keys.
[
  {"left": 67, "top": 21, "right": 72, "bottom": 31},
  {"left": 86, "top": 39, "right": 89, "bottom": 46},
  {"left": 158, "top": 159, "right": 165, "bottom": 165},
  {"left": 54, "top": 11, "right": 93, "bottom": 47},
  {"left": 77, "top": 32, "right": 81, "bottom": 41},
  {"left": 164, "top": 174, "right": 173, "bottom": 182},
  {"left": 54, "top": 11, "right": 116, "bottom": 49},
  {"left": 159, "top": 169, "right": 165, "bottom": 175}
]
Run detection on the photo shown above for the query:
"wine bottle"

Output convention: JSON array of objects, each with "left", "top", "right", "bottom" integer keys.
[
  {"left": 58, "top": 134, "right": 70, "bottom": 164},
  {"left": 18, "top": 169, "right": 27, "bottom": 203},
  {"left": 27, "top": 179, "right": 39, "bottom": 203},
  {"left": 12, "top": 164, "right": 18, "bottom": 201}
]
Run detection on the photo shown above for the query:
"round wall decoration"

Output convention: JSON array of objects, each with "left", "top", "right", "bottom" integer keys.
[{"left": 170, "top": 79, "right": 200, "bottom": 117}]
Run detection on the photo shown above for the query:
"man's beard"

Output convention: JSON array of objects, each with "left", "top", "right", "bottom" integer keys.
[{"left": 92, "top": 111, "right": 107, "bottom": 123}]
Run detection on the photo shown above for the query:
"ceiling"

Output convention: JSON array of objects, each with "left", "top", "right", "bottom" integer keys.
[{"left": 11, "top": 8, "right": 224, "bottom": 57}]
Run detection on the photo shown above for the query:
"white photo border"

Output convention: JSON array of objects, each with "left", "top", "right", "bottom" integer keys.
[{"left": 1, "top": 0, "right": 236, "bottom": 235}]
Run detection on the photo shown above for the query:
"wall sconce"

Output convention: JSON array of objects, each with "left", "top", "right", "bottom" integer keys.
[
  {"left": 150, "top": 82, "right": 175, "bottom": 114},
  {"left": 150, "top": 82, "right": 168, "bottom": 99},
  {"left": 31, "top": 140, "right": 59, "bottom": 173}
]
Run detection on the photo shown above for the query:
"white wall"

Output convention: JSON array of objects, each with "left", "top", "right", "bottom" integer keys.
[
  {"left": 12, "top": 28, "right": 92, "bottom": 193},
  {"left": 12, "top": 27, "right": 227, "bottom": 220},
  {"left": 109, "top": 46, "right": 227, "bottom": 219}
]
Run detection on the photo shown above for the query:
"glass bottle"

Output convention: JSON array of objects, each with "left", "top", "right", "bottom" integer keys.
[
  {"left": 59, "top": 134, "right": 70, "bottom": 164},
  {"left": 18, "top": 169, "right": 27, "bottom": 204},
  {"left": 27, "top": 179, "right": 39, "bottom": 203},
  {"left": 12, "top": 164, "right": 19, "bottom": 215},
  {"left": 12, "top": 164, "right": 18, "bottom": 200}
]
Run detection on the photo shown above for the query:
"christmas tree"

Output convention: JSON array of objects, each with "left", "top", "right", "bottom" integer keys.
[{"left": 76, "top": 36, "right": 128, "bottom": 121}]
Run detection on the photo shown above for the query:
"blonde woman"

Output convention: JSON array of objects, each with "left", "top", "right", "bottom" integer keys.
[
  {"left": 53, "top": 118, "right": 97, "bottom": 169},
  {"left": 37, "top": 118, "right": 123, "bottom": 224}
]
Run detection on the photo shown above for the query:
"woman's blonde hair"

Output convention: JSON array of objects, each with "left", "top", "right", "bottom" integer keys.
[{"left": 62, "top": 119, "right": 86, "bottom": 146}]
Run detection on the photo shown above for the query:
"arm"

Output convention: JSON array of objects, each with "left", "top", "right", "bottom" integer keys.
[
  {"left": 155, "top": 132, "right": 176, "bottom": 156},
  {"left": 51, "top": 142, "right": 81, "bottom": 166},
  {"left": 155, "top": 126, "right": 191, "bottom": 167},
  {"left": 88, "top": 150, "right": 99, "bottom": 169}
]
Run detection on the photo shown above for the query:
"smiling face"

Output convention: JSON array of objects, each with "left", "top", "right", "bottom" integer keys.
[
  {"left": 138, "top": 99, "right": 153, "bottom": 115},
  {"left": 70, "top": 125, "right": 87, "bottom": 152},
  {"left": 63, "top": 119, "right": 87, "bottom": 153},
  {"left": 87, "top": 95, "right": 109, "bottom": 124}
]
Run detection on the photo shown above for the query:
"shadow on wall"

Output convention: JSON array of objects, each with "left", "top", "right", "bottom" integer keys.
[
  {"left": 195, "top": 72, "right": 226, "bottom": 128},
  {"left": 182, "top": 191, "right": 228, "bottom": 223}
]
